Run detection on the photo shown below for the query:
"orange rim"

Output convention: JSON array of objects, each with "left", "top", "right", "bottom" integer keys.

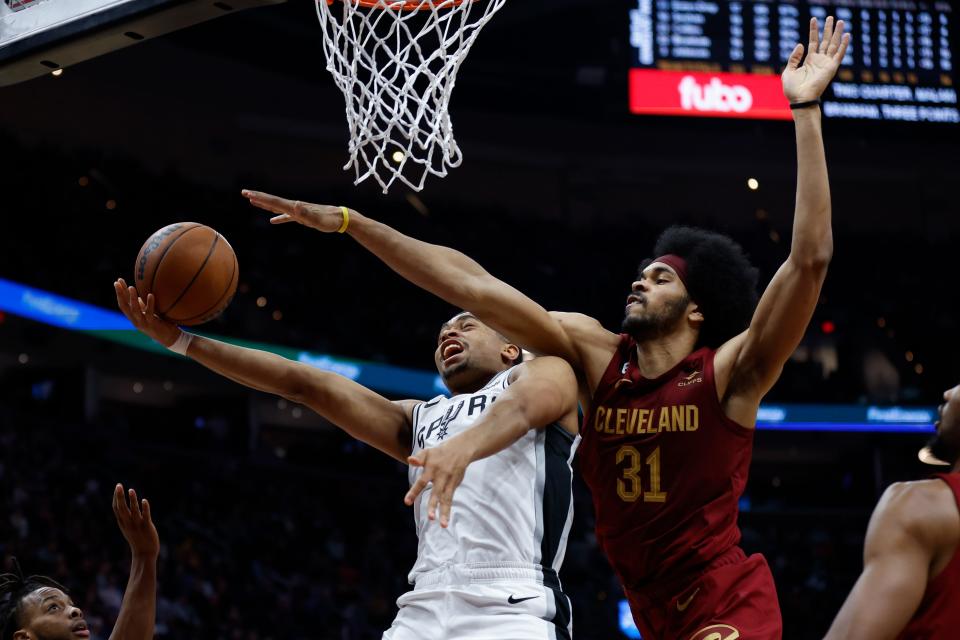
[{"left": 326, "top": 0, "right": 468, "bottom": 10}]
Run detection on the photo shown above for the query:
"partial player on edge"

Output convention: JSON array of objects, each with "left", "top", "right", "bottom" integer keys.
[
  {"left": 0, "top": 485, "right": 159, "bottom": 640},
  {"left": 824, "top": 384, "right": 960, "bottom": 640}
]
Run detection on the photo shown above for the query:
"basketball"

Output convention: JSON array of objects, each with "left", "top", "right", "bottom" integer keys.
[{"left": 134, "top": 222, "right": 239, "bottom": 326}]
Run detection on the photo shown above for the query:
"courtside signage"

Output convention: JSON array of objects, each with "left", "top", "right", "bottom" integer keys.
[
  {"left": 629, "top": 69, "right": 792, "bottom": 120},
  {"left": 0, "top": 276, "right": 938, "bottom": 428}
]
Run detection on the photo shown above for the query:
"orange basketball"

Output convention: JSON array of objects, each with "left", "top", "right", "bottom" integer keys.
[{"left": 134, "top": 223, "right": 239, "bottom": 326}]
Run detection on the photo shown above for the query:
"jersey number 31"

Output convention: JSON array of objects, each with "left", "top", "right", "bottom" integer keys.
[{"left": 616, "top": 445, "right": 667, "bottom": 503}]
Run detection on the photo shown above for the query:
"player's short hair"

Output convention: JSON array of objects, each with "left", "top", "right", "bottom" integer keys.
[
  {"left": 1, "top": 561, "right": 68, "bottom": 640},
  {"left": 641, "top": 226, "right": 759, "bottom": 349}
]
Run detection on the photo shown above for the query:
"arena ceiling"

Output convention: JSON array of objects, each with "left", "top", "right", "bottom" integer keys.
[{"left": 1, "top": 0, "right": 957, "bottom": 232}]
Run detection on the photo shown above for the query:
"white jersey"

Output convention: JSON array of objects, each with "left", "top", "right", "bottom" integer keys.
[{"left": 407, "top": 366, "right": 581, "bottom": 586}]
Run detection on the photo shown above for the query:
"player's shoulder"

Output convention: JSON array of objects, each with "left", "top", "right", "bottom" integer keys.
[
  {"left": 881, "top": 479, "right": 954, "bottom": 512},
  {"left": 408, "top": 395, "right": 446, "bottom": 412},
  {"left": 548, "top": 311, "right": 619, "bottom": 347},
  {"left": 547, "top": 311, "right": 604, "bottom": 332},
  {"left": 509, "top": 355, "right": 577, "bottom": 380},
  {"left": 877, "top": 480, "right": 960, "bottom": 542}
]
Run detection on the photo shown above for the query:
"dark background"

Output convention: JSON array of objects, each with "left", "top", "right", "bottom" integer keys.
[{"left": 2, "top": 1, "right": 959, "bottom": 638}]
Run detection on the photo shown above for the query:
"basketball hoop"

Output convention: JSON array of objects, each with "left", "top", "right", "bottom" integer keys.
[{"left": 315, "top": 0, "right": 506, "bottom": 193}]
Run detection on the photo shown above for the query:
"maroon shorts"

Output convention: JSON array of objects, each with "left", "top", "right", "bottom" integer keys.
[{"left": 624, "top": 548, "right": 782, "bottom": 640}]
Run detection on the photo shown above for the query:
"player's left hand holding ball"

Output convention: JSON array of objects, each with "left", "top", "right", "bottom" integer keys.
[
  {"left": 114, "top": 278, "right": 181, "bottom": 348},
  {"left": 404, "top": 440, "right": 474, "bottom": 529},
  {"left": 782, "top": 16, "right": 851, "bottom": 103}
]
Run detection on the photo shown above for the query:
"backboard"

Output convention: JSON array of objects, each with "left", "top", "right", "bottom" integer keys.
[{"left": 0, "top": 0, "right": 286, "bottom": 86}]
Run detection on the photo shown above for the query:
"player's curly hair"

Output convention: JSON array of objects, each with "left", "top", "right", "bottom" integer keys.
[
  {"left": 0, "top": 559, "right": 67, "bottom": 640},
  {"left": 640, "top": 226, "right": 759, "bottom": 349}
]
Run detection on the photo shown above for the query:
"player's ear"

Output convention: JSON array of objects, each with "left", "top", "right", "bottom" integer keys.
[
  {"left": 14, "top": 629, "right": 33, "bottom": 640},
  {"left": 501, "top": 343, "right": 521, "bottom": 365}
]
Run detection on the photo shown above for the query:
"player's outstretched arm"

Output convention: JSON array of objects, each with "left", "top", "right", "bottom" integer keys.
[
  {"left": 824, "top": 481, "right": 954, "bottom": 640},
  {"left": 719, "top": 17, "right": 850, "bottom": 419},
  {"left": 403, "top": 356, "right": 578, "bottom": 527},
  {"left": 114, "top": 279, "right": 415, "bottom": 462},
  {"left": 241, "top": 190, "right": 616, "bottom": 370},
  {"left": 109, "top": 484, "right": 158, "bottom": 640}
]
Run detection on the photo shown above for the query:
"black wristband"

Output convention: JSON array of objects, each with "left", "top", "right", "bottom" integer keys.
[{"left": 789, "top": 99, "right": 821, "bottom": 110}]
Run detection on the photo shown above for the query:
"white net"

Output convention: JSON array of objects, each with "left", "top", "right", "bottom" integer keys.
[{"left": 314, "top": 0, "right": 506, "bottom": 193}]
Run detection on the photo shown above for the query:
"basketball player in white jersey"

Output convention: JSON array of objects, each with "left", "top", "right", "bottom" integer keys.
[{"left": 113, "top": 280, "right": 580, "bottom": 640}]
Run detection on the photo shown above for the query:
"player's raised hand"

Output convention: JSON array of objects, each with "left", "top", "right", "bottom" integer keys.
[
  {"left": 114, "top": 279, "right": 181, "bottom": 348},
  {"left": 113, "top": 484, "right": 160, "bottom": 559},
  {"left": 404, "top": 441, "right": 473, "bottom": 529},
  {"left": 782, "top": 16, "right": 850, "bottom": 103},
  {"left": 241, "top": 190, "right": 349, "bottom": 233}
]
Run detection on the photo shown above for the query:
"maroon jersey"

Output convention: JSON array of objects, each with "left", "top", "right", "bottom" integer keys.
[
  {"left": 896, "top": 473, "right": 960, "bottom": 640},
  {"left": 580, "top": 335, "right": 755, "bottom": 591}
]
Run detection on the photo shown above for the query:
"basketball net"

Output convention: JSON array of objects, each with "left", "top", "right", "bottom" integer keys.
[{"left": 315, "top": 0, "right": 506, "bottom": 193}]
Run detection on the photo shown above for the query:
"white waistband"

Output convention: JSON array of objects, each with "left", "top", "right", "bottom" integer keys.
[{"left": 412, "top": 562, "right": 555, "bottom": 589}]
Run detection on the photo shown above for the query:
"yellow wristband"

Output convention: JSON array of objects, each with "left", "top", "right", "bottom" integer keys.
[{"left": 337, "top": 206, "right": 350, "bottom": 233}]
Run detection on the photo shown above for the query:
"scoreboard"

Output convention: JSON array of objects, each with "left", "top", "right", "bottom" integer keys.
[{"left": 628, "top": 1, "right": 958, "bottom": 122}]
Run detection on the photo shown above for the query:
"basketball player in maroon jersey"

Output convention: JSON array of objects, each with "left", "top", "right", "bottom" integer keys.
[
  {"left": 243, "top": 17, "right": 849, "bottom": 638},
  {"left": 824, "top": 384, "right": 960, "bottom": 640}
]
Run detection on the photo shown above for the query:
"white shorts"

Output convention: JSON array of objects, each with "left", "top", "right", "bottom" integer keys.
[{"left": 383, "top": 562, "right": 572, "bottom": 640}]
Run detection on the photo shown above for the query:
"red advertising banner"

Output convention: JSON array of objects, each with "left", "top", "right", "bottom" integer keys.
[{"left": 629, "top": 69, "right": 793, "bottom": 121}]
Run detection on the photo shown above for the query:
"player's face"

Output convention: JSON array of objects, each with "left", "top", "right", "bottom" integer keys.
[
  {"left": 622, "top": 263, "right": 693, "bottom": 340},
  {"left": 435, "top": 313, "right": 515, "bottom": 391},
  {"left": 15, "top": 587, "right": 89, "bottom": 640}
]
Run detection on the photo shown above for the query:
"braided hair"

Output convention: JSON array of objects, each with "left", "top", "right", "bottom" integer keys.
[{"left": 0, "top": 559, "right": 67, "bottom": 640}]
